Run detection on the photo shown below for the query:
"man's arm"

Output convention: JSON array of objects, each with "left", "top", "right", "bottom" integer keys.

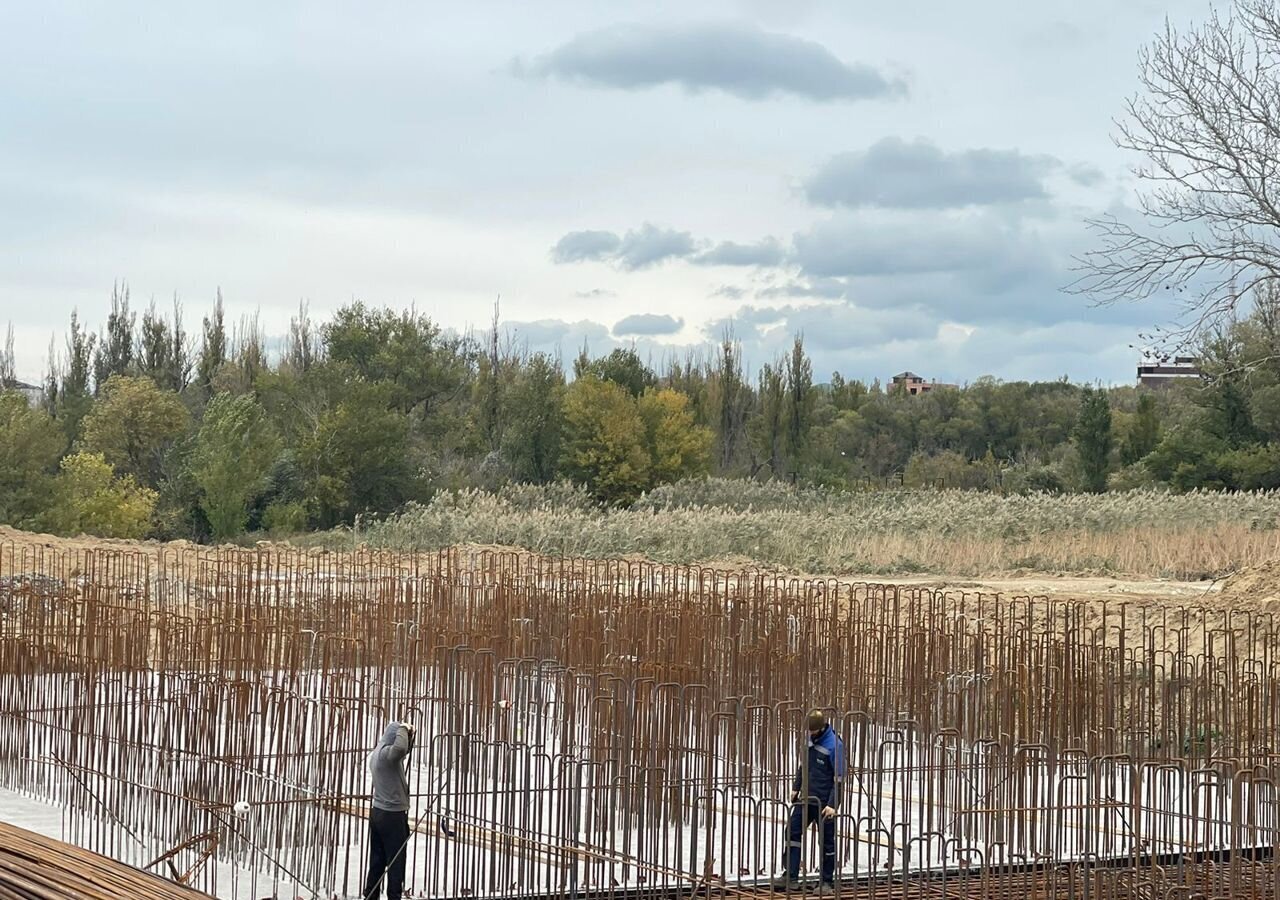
[
  {"left": 827, "top": 737, "right": 846, "bottom": 810},
  {"left": 385, "top": 723, "right": 412, "bottom": 762}
]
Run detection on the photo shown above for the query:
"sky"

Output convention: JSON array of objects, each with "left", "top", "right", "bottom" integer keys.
[{"left": 0, "top": 0, "right": 1217, "bottom": 386}]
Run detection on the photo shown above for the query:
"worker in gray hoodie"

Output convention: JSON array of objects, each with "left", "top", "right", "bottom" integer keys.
[{"left": 363, "top": 721, "right": 414, "bottom": 900}]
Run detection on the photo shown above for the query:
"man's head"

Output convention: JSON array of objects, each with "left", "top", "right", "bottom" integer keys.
[{"left": 806, "top": 709, "right": 828, "bottom": 738}]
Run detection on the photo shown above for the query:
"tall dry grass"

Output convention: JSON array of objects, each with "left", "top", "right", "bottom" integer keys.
[{"left": 332, "top": 481, "right": 1280, "bottom": 578}]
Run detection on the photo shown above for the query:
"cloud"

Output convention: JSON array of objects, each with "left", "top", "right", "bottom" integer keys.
[
  {"left": 1067, "top": 162, "right": 1105, "bottom": 187},
  {"left": 503, "top": 317, "right": 613, "bottom": 352},
  {"left": 781, "top": 210, "right": 1102, "bottom": 325},
  {"left": 551, "top": 230, "right": 621, "bottom": 263},
  {"left": 614, "top": 313, "right": 684, "bottom": 336},
  {"left": 758, "top": 276, "right": 848, "bottom": 300},
  {"left": 1025, "top": 20, "right": 1089, "bottom": 49},
  {"left": 694, "top": 237, "right": 788, "bottom": 267},
  {"left": 550, "top": 223, "right": 698, "bottom": 270},
  {"left": 702, "top": 301, "right": 943, "bottom": 369},
  {"left": 521, "top": 23, "right": 906, "bottom": 103},
  {"left": 615, "top": 224, "right": 697, "bottom": 269},
  {"left": 805, "top": 138, "right": 1057, "bottom": 209},
  {"left": 575, "top": 287, "right": 617, "bottom": 299},
  {"left": 553, "top": 226, "right": 789, "bottom": 272},
  {"left": 792, "top": 212, "right": 1043, "bottom": 279}
]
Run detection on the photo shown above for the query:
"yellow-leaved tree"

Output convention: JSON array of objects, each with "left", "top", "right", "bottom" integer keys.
[
  {"left": 637, "top": 388, "right": 712, "bottom": 486},
  {"left": 559, "top": 376, "right": 649, "bottom": 505},
  {"left": 45, "top": 451, "right": 157, "bottom": 538}
]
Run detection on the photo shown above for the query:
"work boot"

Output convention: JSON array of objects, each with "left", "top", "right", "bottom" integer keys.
[{"left": 771, "top": 874, "right": 802, "bottom": 891}]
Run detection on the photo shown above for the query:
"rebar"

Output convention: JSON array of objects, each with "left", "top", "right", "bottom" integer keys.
[
  {"left": 0, "top": 820, "right": 213, "bottom": 899},
  {"left": 0, "top": 544, "right": 1278, "bottom": 898}
]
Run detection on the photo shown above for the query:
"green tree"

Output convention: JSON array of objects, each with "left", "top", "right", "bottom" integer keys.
[
  {"left": 1250, "top": 383, "right": 1280, "bottom": 440},
  {"left": 295, "top": 377, "right": 415, "bottom": 528},
  {"left": 78, "top": 375, "right": 190, "bottom": 488},
  {"left": 1221, "top": 443, "right": 1280, "bottom": 490},
  {"left": 190, "top": 393, "right": 281, "bottom": 540},
  {"left": 324, "top": 303, "right": 472, "bottom": 417},
  {"left": 132, "top": 298, "right": 191, "bottom": 392},
  {"left": 1120, "top": 391, "right": 1161, "bottom": 465},
  {"left": 137, "top": 301, "right": 171, "bottom": 389},
  {"left": 783, "top": 335, "right": 814, "bottom": 477},
  {"left": 0, "top": 323, "right": 14, "bottom": 390},
  {"left": 753, "top": 362, "right": 785, "bottom": 476},
  {"left": 828, "top": 372, "right": 868, "bottom": 413},
  {"left": 196, "top": 291, "right": 227, "bottom": 396},
  {"left": 709, "top": 335, "right": 750, "bottom": 471},
  {"left": 1145, "top": 424, "right": 1231, "bottom": 490},
  {"left": 502, "top": 353, "right": 564, "bottom": 483},
  {"left": 284, "top": 301, "right": 320, "bottom": 373},
  {"left": 560, "top": 376, "right": 649, "bottom": 504},
  {"left": 45, "top": 451, "right": 156, "bottom": 538},
  {"left": 54, "top": 311, "right": 96, "bottom": 440},
  {"left": 1074, "top": 385, "right": 1113, "bottom": 493},
  {"left": 637, "top": 388, "right": 712, "bottom": 486},
  {"left": 93, "top": 284, "right": 135, "bottom": 391},
  {"left": 474, "top": 303, "right": 506, "bottom": 452},
  {"left": 0, "top": 392, "right": 64, "bottom": 528},
  {"left": 573, "top": 347, "right": 656, "bottom": 398}
]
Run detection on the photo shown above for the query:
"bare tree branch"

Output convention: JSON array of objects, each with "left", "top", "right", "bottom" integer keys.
[{"left": 1072, "top": 1, "right": 1280, "bottom": 350}]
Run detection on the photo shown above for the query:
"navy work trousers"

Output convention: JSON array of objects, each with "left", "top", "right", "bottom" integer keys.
[{"left": 783, "top": 799, "right": 836, "bottom": 883}]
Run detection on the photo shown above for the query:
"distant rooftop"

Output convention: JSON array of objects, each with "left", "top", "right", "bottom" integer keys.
[{"left": 1137, "top": 356, "right": 1201, "bottom": 388}]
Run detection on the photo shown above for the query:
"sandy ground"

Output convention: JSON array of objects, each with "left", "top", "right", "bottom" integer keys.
[{"left": 881, "top": 573, "right": 1224, "bottom": 604}]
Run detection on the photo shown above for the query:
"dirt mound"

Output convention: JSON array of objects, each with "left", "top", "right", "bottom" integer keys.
[{"left": 1217, "top": 559, "right": 1280, "bottom": 613}]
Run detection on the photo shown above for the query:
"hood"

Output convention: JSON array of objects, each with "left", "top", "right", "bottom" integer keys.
[{"left": 380, "top": 723, "right": 400, "bottom": 747}]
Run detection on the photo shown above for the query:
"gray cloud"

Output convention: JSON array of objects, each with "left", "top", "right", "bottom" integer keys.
[
  {"left": 553, "top": 227, "right": 788, "bottom": 271},
  {"left": 694, "top": 237, "right": 788, "bottom": 267},
  {"left": 523, "top": 23, "right": 906, "bottom": 103},
  {"left": 792, "top": 213, "right": 1030, "bottom": 278},
  {"left": 1068, "top": 162, "right": 1106, "bottom": 186},
  {"left": 615, "top": 224, "right": 697, "bottom": 269},
  {"left": 758, "top": 276, "right": 848, "bottom": 300},
  {"left": 551, "top": 230, "right": 621, "bottom": 263},
  {"left": 805, "top": 138, "right": 1057, "bottom": 209},
  {"left": 551, "top": 223, "right": 698, "bottom": 270},
  {"left": 614, "top": 313, "right": 685, "bottom": 336},
  {"left": 704, "top": 301, "right": 939, "bottom": 358},
  {"left": 503, "top": 317, "right": 613, "bottom": 352}
]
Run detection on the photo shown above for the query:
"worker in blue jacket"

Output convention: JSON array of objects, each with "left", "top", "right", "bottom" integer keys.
[{"left": 774, "top": 709, "right": 844, "bottom": 894}]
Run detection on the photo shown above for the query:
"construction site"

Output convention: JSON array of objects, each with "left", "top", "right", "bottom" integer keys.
[{"left": 0, "top": 536, "right": 1278, "bottom": 899}]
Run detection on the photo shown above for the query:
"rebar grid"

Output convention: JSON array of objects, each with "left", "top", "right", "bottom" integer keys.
[{"left": 0, "top": 542, "right": 1278, "bottom": 899}]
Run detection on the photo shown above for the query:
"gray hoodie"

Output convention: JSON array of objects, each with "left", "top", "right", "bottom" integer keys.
[{"left": 368, "top": 722, "right": 412, "bottom": 812}]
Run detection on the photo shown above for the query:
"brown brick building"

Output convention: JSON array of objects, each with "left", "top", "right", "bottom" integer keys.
[{"left": 890, "top": 371, "right": 957, "bottom": 396}]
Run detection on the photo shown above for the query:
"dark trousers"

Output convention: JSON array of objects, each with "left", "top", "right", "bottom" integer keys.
[
  {"left": 783, "top": 799, "right": 836, "bottom": 883},
  {"left": 364, "top": 807, "right": 410, "bottom": 900}
]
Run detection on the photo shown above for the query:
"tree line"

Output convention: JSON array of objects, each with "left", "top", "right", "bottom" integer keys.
[{"left": 2, "top": 288, "right": 1278, "bottom": 542}]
